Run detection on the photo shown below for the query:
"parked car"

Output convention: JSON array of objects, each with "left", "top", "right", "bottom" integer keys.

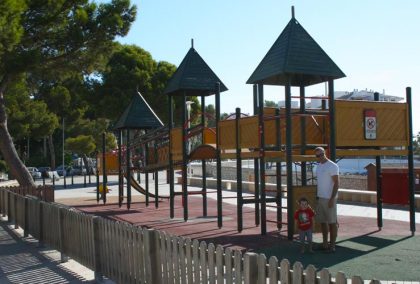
[
  {"left": 56, "top": 165, "right": 67, "bottom": 176},
  {"left": 38, "top": 167, "right": 51, "bottom": 178},
  {"left": 70, "top": 166, "right": 87, "bottom": 176},
  {"left": 27, "top": 167, "right": 41, "bottom": 179}
]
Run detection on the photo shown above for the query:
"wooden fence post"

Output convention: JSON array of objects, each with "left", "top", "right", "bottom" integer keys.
[
  {"left": 14, "top": 193, "right": 18, "bottom": 229},
  {"left": 244, "top": 252, "right": 258, "bottom": 284},
  {"left": 38, "top": 201, "right": 44, "bottom": 247},
  {"left": 7, "top": 191, "right": 11, "bottom": 222},
  {"left": 24, "top": 197, "right": 29, "bottom": 237},
  {"left": 145, "top": 229, "right": 161, "bottom": 284},
  {"left": 58, "top": 207, "right": 69, "bottom": 262},
  {"left": 92, "top": 216, "right": 103, "bottom": 282}
]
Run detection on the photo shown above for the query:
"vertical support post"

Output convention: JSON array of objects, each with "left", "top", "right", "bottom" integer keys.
[
  {"left": 215, "top": 82, "right": 222, "bottom": 228},
  {"left": 96, "top": 156, "right": 100, "bottom": 203},
  {"left": 243, "top": 253, "right": 258, "bottom": 284},
  {"left": 285, "top": 79, "right": 294, "bottom": 240},
  {"left": 275, "top": 108, "right": 282, "bottom": 229},
  {"left": 24, "top": 197, "right": 29, "bottom": 237},
  {"left": 102, "top": 132, "right": 107, "bottom": 204},
  {"left": 145, "top": 172, "right": 149, "bottom": 206},
  {"left": 328, "top": 79, "right": 336, "bottom": 161},
  {"left": 182, "top": 93, "right": 189, "bottom": 221},
  {"left": 154, "top": 139, "right": 159, "bottom": 208},
  {"left": 300, "top": 85, "right": 307, "bottom": 186},
  {"left": 201, "top": 95, "right": 207, "bottom": 217},
  {"left": 406, "top": 87, "right": 416, "bottom": 233},
  {"left": 236, "top": 107, "right": 243, "bottom": 232},
  {"left": 126, "top": 129, "right": 131, "bottom": 209},
  {"left": 118, "top": 129, "right": 123, "bottom": 207},
  {"left": 7, "top": 191, "right": 11, "bottom": 222},
  {"left": 145, "top": 230, "right": 162, "bottom": 284},
  {"left": 253, "top": 84, "right": 260, "bottom": 226},
  {"left": 168, "top": 95, "right": 175, "bottom": 218},
  {"left": 258, "top": 84, "right": 267, "bottom": 235},
  {"left": 13, "top": 194, "right": 18, "bottom": 229},
  {"left": 92, "top": 216, "right": 103, "bottom": 282},
  {"left": 38, "top": 201, "right": 44, "bottom": 247},
  {"left": 58, "top": 207, "right": 69, "bottom": 262},
  {"left": 374, "top": 92, "right": 383, "bottom": 228}
]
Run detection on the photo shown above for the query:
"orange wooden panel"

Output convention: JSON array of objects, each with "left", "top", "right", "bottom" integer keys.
[
  {"left": 335, "top": 100, "right": 408, "bottom": 147},
  {"left": 97, "top": 152, "right": 119, "bottom": 174},
  {"left": 203, "top": 128, "right": 216, "bottom": 144},
  {"left": 170, "top": 128, "right": 183, "bottom": 155},
  {"left": 218, "top": 119, "right": 236, "bottom": 150},
  {"left": 239, "top": 116, "right": 259, "bottom": 148}
]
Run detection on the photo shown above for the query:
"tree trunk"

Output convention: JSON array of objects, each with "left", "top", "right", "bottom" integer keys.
[
  {"left": 82, "top": 154, "right": 90, "bottom": 174},
  {"left": 48, "top": 134, "right": 56, "bottom": 169},
  {"left": 0, "top": 90, "right": 35, "bottom": 187}
]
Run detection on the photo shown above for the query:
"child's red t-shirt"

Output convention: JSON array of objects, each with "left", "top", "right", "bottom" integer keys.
[{"left": 294, "top": 208, "right": 315, "bottom": 231}]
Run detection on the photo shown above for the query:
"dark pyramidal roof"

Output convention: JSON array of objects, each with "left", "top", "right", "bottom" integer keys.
[
  {"left": 247, "top": 16, "right": 345, "bottom": 86},
  {"left": 164, "top": 45, "right": 228, "bottom": 96},
  {"left": 114, "top": 92, "right": 164, "bottom": 130}
]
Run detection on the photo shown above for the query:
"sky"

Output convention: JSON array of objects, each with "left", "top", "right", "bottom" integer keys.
[{"left": 116, "top": 0, "right": 420, "bottom": 134}]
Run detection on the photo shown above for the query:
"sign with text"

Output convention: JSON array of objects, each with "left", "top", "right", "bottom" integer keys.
[{"left": 364, "top": 109, "right": 377, "bottom": 140}]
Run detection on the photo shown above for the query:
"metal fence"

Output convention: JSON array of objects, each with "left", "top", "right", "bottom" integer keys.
[{"left": 0, "top": 186, "right": 379, "bottom": 284}]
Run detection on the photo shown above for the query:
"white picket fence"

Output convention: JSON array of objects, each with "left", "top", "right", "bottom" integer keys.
[{"left": 0, "top": 187, "right": 379, "bottom": 284}]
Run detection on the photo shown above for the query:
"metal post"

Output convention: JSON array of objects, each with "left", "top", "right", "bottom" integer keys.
[
  {"left": 406, "top": 87, "right": 416, "bottom": 233},
  {"left": 328, "top": 79, "right": 336, "bottom": 161},
  {"left": 168, "top": 95, "right": 175, "bottom": 218},
  {"left": 102, "top": 132, "right": 107, "bottom": 204},
  {"left": 285, "top": 79, "right": 294, "bottom": 240},
  {"left": 126, "top": 129, "right": 131, "bottom": 209},
  {"left": 275, "top": 108, "right": 282, "bottom": 229},
  {"left": 154, "top": 138, "right": 159, "bottom": 208},
  {"left": 258, "top": 84, "right": 267, "bottom": 235},
  {"left": 215, "top": 82, "right": 222, "bottom": 228},
  {"left": 62, "top": 118, "right": 66, "bottom": 189},
  {"left": 182, "top": 93, "right": 188, "bottom": 221},
  {"left": 236, "top": 107, "right": 243, "bottom": 232},
  {"left": 118, "top": 130, "right": 123, "bottom": 207},
  {"left": 201, "top": 95, "right": 207, "bottom": 217},
  {"left": 145, "top": 172, "right": 149, "bottom": 206},
  {"left": 300, "top": 85, "right": 307, "bottom": 186},
  {"left": 374, "top": 92, "right": 383, "bottom": 228},
  {"left": 253, "top": 84, "right": 260, "bottom": 226}
]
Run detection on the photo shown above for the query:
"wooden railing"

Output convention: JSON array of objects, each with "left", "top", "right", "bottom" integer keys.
[{"left": 0, "top": 186, "right": 379, "bottom": 284}]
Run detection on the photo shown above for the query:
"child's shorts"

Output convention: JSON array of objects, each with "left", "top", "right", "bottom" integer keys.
[{"left": 299, "top": 228, "right": 313, "bottom": 243}]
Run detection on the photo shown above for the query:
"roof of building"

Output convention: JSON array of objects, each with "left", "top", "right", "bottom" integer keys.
[
  {"left": 164, "top": 46, "right": 228, "bottom": 96},
  {"left": 113, "top": 91, "right": 164, "bottom": 130},
  {"left": 247, "top": 16, "right": 345, "bottom": 86}
]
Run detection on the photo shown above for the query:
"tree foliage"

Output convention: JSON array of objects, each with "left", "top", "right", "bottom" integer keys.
[
  {"left": 93, "top": 44, "right": 177, "bottom": 124},
  {"left": 0, "top": 0, "right": 136, "bottom": 186}
]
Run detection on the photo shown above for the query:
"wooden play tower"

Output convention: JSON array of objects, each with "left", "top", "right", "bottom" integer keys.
[{"left": 99, "top": 7, "right": 416, "bottom": 239}]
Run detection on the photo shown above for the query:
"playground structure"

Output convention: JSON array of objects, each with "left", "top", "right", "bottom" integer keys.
[{"left": 97, "top": 8, "right": 416, "bottom": 240}]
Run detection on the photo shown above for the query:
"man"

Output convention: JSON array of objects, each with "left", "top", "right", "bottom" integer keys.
[{"left": 314, "top": 147, "right": 339, "bottom": 252}]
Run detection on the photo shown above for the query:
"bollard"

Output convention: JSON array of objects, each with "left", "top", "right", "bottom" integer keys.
[
  {"left": 42, "top": 176, "right": 45, "bottom": 186},
  {"left": 84, "top": 174, "right": 86, "bottom": 187},
  {"left": 71, "top": 174, "right": 74, "bottom": 185},
  {"left": 63, "top": 175, "right": 67, "bottom": 189},
  {"left": 52, "top": 175, "right": 55, "bottom": 188},
  {"left": 88, "top": 174, "right": 91, "bottom": 184}
]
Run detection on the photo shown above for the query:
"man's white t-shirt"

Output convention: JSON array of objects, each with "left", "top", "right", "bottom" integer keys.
[{"left": 316, "top": 159, "right": 339, "bottom": 199}]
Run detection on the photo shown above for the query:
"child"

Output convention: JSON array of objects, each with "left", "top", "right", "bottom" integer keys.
[{"left": 294, "top": 197, "right": 315, "bottom": 253}]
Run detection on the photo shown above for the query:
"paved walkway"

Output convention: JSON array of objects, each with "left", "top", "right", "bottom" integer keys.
[{"left": 0, "top": 217, "right": 96, "bottom": 283}]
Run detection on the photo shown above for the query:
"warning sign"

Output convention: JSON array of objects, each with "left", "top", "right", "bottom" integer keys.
[{"left": 364, "top": 109, "right": 377, "bottom": 140}]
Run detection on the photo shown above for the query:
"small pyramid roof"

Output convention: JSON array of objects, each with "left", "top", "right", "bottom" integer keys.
[
  {"left": 164, "top": 46, "right": 228, "bottom": 96},
  {"left": 247, "top": 17, "right": 345, "bottom": 86},
  {"left": 114, "top": 91, "right": 164, "bottom": 130}
]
